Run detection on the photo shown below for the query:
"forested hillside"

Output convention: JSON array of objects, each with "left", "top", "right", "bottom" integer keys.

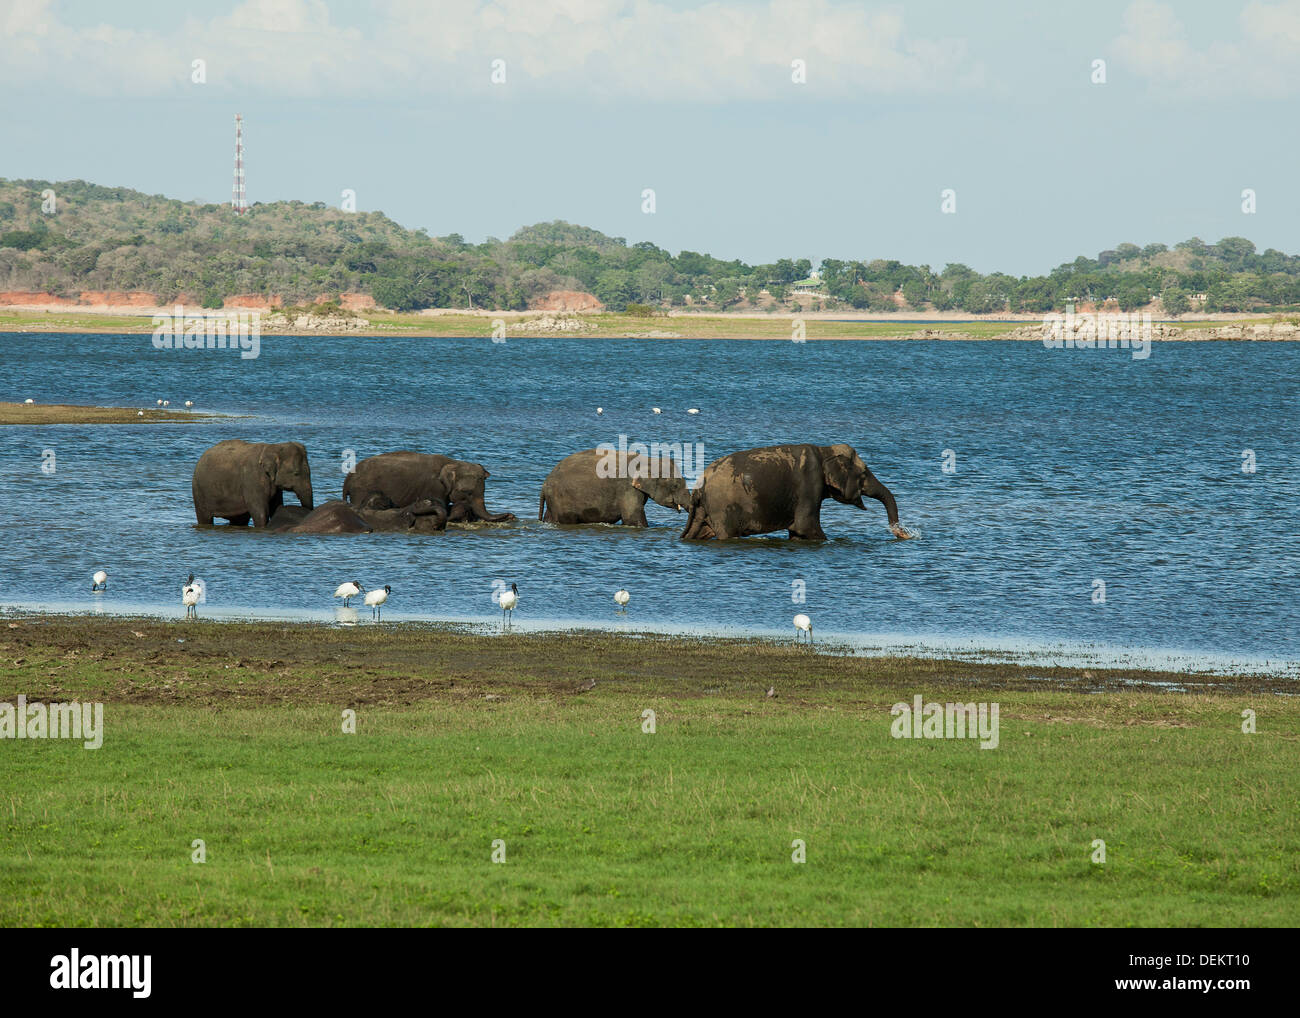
[{"left": 2, "top": 178, "right": 1298, "bottom": 313}]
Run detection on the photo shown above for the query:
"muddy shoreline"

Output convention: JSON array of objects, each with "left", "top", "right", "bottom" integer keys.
[{"left": 2, "top": 615, "right": 1292, "bottom": 703}]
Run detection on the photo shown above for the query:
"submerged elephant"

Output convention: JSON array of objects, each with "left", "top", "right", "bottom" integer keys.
[
  {"left": 539, "top": 448, "right": 691, "bottom": 526},
  {"left": 193, "top": 440, "right": 314, "bottom": 527},
  {"left": 680, "top": 443, "right": 910, "bottom": 541},
  {"left": 361, "top": 497, "right": 449, "bottom": 533},
  {"left": 343, "top": 451, "right": 514, "bottom": 523},
  {"left": 280, "top": 499, "right": 373, "bottom": 534},
  {"left": 268, "top": 503, "right": 311, "bottom": 530},
  {"left": 270, "top": 497, "right": 446, "bottom": 534}
]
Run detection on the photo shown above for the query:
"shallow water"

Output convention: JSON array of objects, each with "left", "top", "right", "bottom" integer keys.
[{"left": 2, "top": 332, "right": 1296, "bottom": 672}]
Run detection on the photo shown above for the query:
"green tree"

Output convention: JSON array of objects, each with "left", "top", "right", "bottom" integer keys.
[{"left": 1160, "top": 286, "right": 1190, "bottom": 316}]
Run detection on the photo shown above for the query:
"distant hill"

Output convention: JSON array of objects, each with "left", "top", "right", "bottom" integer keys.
[{"left": 2, "top": 178, "right": 1299, "bottom": 314}]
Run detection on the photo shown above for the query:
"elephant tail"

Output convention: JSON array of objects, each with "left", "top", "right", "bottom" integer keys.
[
  {"left": 538, "top": 489, "right": 547, "bottom": 522},
  {"left": 342, "top": 471, "right": 354, "bottom": 503}
]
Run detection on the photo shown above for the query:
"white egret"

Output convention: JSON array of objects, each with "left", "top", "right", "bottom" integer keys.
[
  {"left": 614, "top": 588, "right": 630, "bottom": 612},
  {"left": 91, "top": 570, "right": 108, "bottom": 591},
  {"left": 793, "top": 613, "right": 813, "bottom": 645}
]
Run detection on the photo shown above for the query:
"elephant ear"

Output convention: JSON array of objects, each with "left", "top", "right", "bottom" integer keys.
[
  {"left": 437, "top": 462, "right": 459, "bottom": 494},
  {"left": 822, "top": 445, "right": 861, "bottom": 499},
  {"left": 257, "top": 445, "right": 281, "bottom": 481}
]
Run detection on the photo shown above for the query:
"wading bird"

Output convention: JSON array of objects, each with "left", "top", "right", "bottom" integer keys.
[
  {"left": 365, "top": 585, "right": 390, "bottom": 621},
  {"left": 91, "top": 570, "right": 108, "bottom": 591},
  {"left": 793, "top": 613, "right": 813, "bottom": 645},
  {"left": 687, "top": 408, "right": 700, "bottom": 415},
  {"left": 182, "top": 574, "right": 201, "bottom": 619},
  {"left": 498, "top": 582, "right": 519, "bottom": 629},
  {"left": 156, "top": 399, "right": 163, "bottom": 407},
  {"left": 614, "top": 588, "right": 630, "bottom": 612},
  {"left": 651, "top": 407, "right": 662, "bottom": 414},
  {"left": 596, "top": 407, "right": 603, "bottom": 415},
  {"left": 184, "top": 400, "right": 194, "bottom": 409},
  {"left": 333, "top": 580, "right": 364, "bottom": 607}
]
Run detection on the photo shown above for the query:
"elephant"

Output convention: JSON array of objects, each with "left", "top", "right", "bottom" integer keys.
[
  {"left": 360, "top": 498, "right": 449, "bottom": 533},
  {"left": 343, "top": 451, "right": 514, "bottom": 523},
  {"left": 193, "top": 440, "right": 314, "bottom": 527},
  {"left": 680, "top": 443, "right": 910, "bottom": 541},
  {"left": 280, "top": 499, "right": 373, "bottom": 534},
  {"left": 539, "top": 448, "right": 691, "bottom": 526},
  {"left": 268, "top": 504, "right": 311, "bottom": 530}
]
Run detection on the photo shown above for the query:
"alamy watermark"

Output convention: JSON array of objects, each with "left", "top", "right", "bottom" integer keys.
[
  {"left": 151, "top": 305, "right": 261, "bottom": 360},
  {"left": 891, "top": 694, "right": 999, "bottom": 749},
  {"left": 595, "top": 434, "right": 706, "bottom": 481},
  {"left": 1, "top": 695, "right": 103, "bottom": 749},
  {"left": 50, "top": 950, "right": 150, "bottom": 998},
  {"left": 1042, "top": 309, "right": 1151, "bottom": 360}
]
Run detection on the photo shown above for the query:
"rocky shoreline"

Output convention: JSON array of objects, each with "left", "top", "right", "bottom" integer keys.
[{"left": 1006, "top": 320, "right": 1300, "bottom": 342}]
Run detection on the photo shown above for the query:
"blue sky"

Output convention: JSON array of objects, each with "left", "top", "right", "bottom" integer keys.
[{"left": 3, "top": 0, "right": 1298, "bottom": 273}]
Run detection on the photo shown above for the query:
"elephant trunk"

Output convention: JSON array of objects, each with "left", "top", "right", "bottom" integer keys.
[
  {"left": 295, "top": 480, "right": 314, "bottom": 511},
  {"left": 862, "top": 476, "right": 907, "bottom": 536},
  {"left": 468, "top": 493, "right": 513, "bottom": 523},
  {"left": 870, "top": 482, "right": 899, "bottom": 527}
]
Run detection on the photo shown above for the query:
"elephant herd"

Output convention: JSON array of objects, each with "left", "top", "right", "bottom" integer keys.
[{"left": 191, "top": 439, "right": 911, "bottom": 541}]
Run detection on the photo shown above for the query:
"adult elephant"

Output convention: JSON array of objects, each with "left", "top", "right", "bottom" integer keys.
[
  {"left": 343, "top": 451, "right": 514, "bottom": 522},
  {"left": 539, "top": 448, "right": 691, "bottom": 526},
  {"left": 680, "top": 443, "right": 910, "bottom": 541},
  {"left": 193, "top": 440, "right": 314, "bottom": 527}
]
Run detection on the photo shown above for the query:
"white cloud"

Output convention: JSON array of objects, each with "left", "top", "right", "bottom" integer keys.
[
  {"left": 1113, "top": 0, "right": 1300, "bottom": 96},
  {"left": 0, "top": 0, "right": 982, "bottom": 100}
]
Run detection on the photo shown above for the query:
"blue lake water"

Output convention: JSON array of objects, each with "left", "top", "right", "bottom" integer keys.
[{"left": 2, "top": 332, "right": 1297, "bottom": 673}]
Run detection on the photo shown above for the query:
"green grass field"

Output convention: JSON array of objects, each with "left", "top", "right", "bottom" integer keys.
[{"left": 2, "top": 618, "right": 1296, "bottom": 927}]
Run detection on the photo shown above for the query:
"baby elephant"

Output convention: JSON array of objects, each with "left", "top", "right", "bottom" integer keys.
[{"left": 539, "top": 448, "right": 691, "bottom": 526}]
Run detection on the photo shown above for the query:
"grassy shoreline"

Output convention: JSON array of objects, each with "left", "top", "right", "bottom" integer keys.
[
  {"left": 2, "top": 307, "right": 1294, "bottom": 340},
  {"left": 0, "top": 401, "right": 222, "bottom": 425},
  {"left": 3, "top": 616, "right": 1296, "bottom": 926}
]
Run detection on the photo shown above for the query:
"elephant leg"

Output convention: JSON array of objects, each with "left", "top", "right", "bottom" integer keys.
[
  {"left": 409, "top": 498, "right": 448, "bottom": 531},
  {"left": 788, "top": 505, "right": 827, "bottom": 540},
  {"left": 620, "top": 492, "right": 649, "bottom": 527},
  {"left": 681, "top": 503, "right": 717, "bottom": 540},
  {"left": 242, "top": 481, "right": 272, "bottom": 527}
]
